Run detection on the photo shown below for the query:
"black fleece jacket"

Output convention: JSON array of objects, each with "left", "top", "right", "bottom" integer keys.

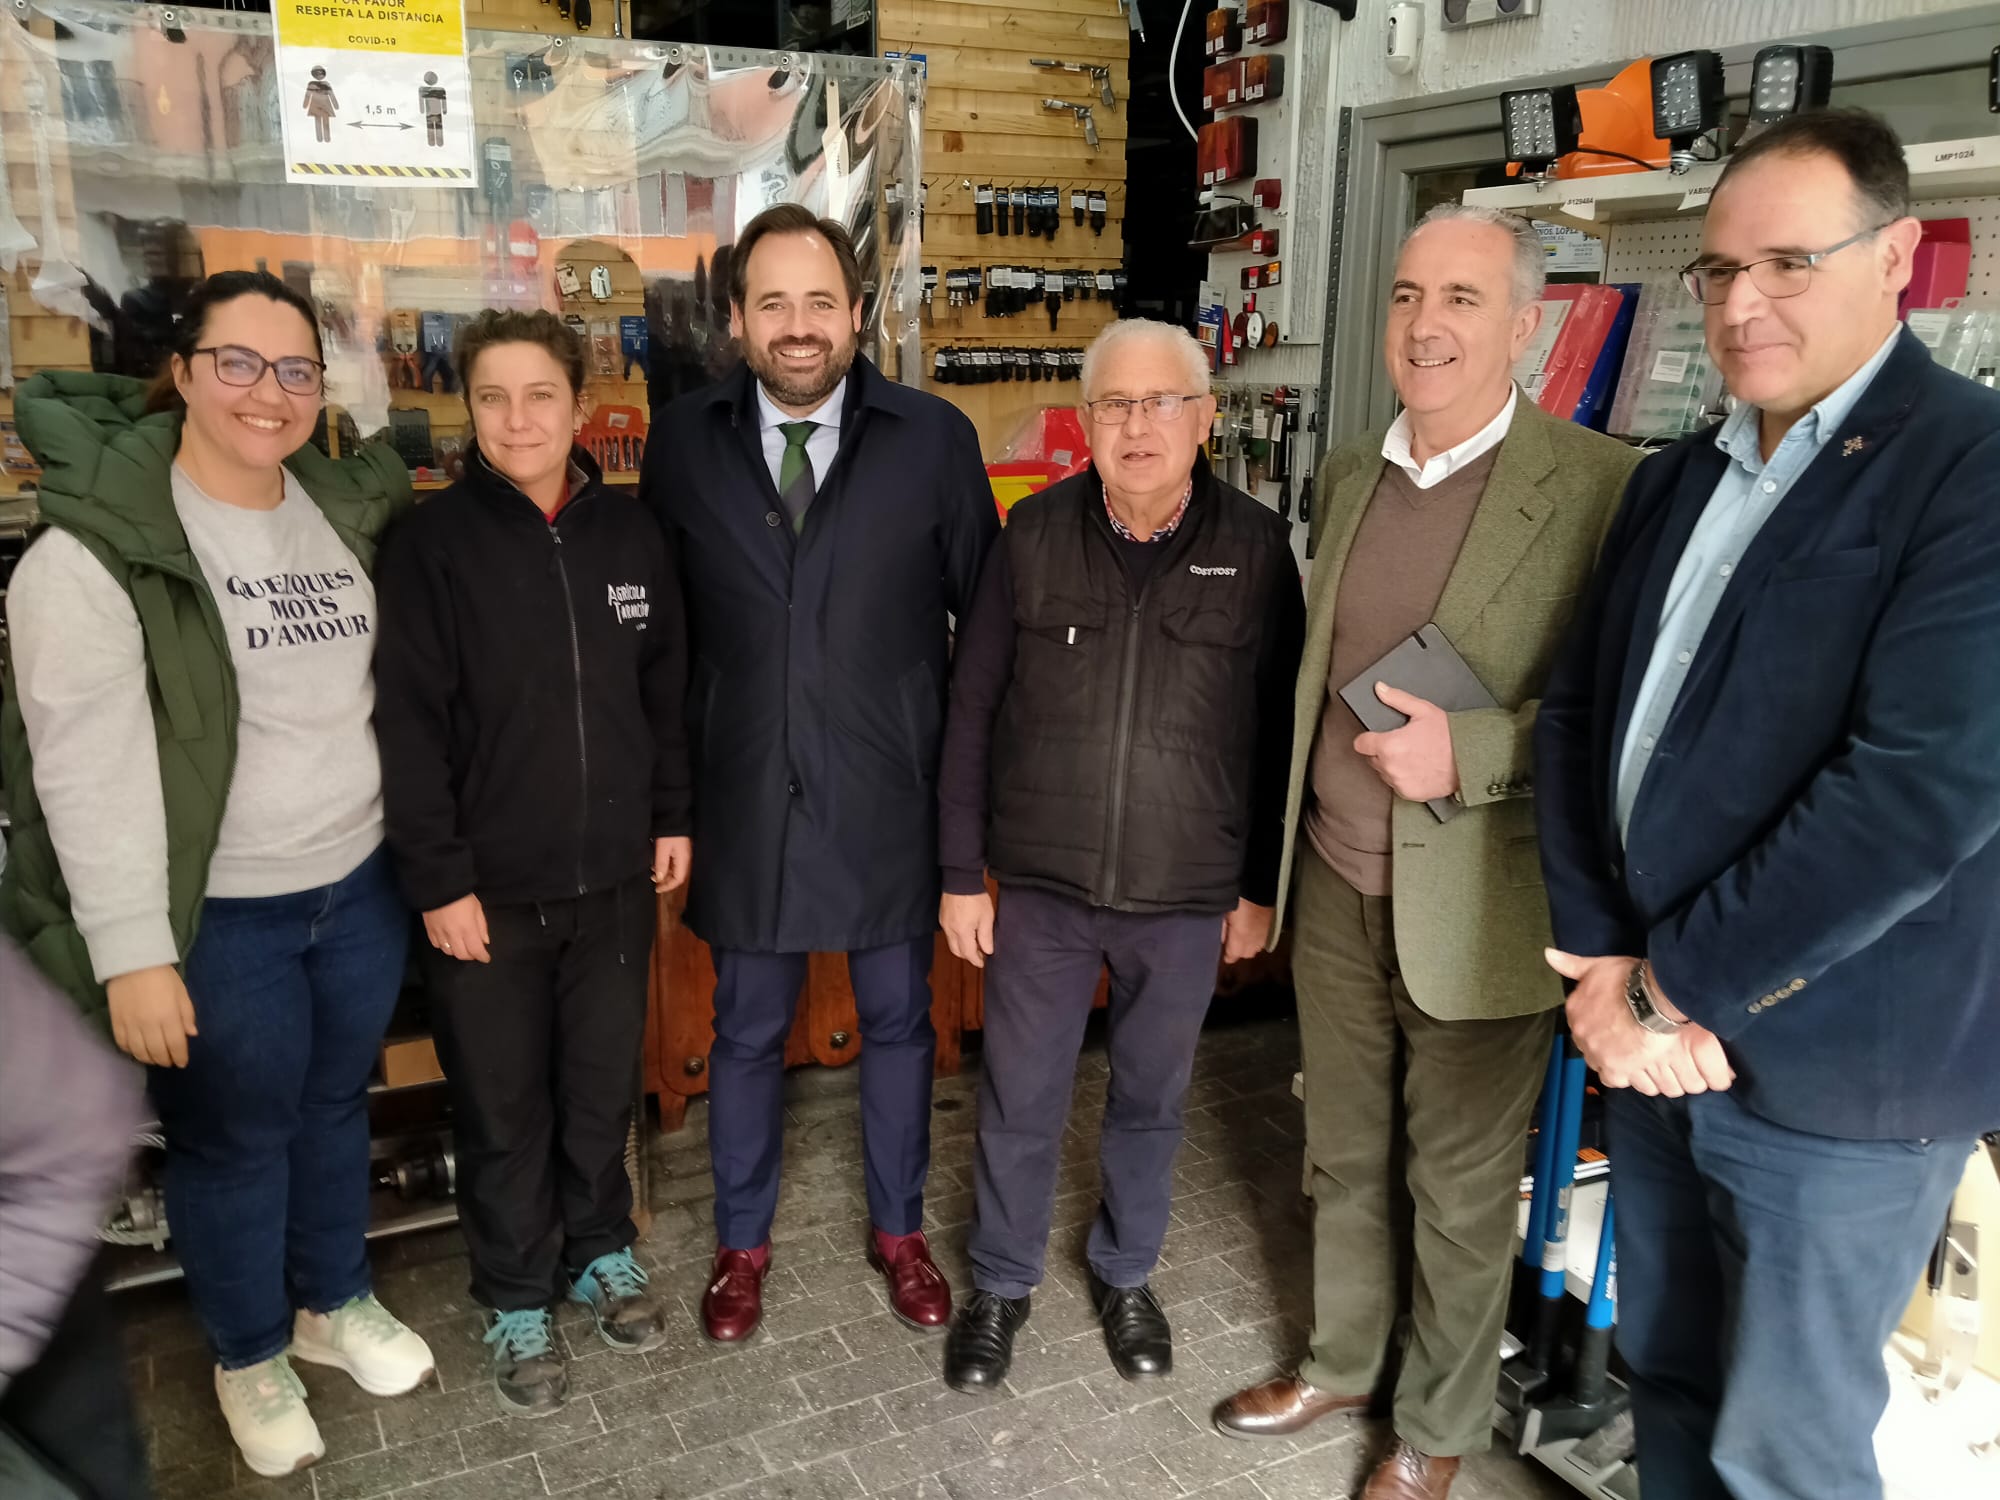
[{"left": 373, "top": 446, "right": 691, "bottom": 911}]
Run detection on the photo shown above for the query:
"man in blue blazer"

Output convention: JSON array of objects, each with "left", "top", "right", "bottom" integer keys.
[{"left": 1535, "top": 108, "right": 2000, "bottom": 1500}]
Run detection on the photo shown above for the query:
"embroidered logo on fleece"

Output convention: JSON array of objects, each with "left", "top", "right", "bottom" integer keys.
[
  {"left": 607, "top": 583, "right": 650, "bottom": 626},
  {"left": 1189, "top": 565, "right": 1238, "bottom": 577}
]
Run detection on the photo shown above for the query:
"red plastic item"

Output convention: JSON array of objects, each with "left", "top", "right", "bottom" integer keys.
[
  {"left": 1247, "top": 0, "right": 1289, "bottom": 46},
  {"left": 1901, "top": 218, "right": 1971, "bottom": 315},
  {"left": 1203, "top": 59, "right": 1244, "bottom": 112},
  {"left": 1198, "top": 117, "right": 1258, "bottom": 186},
  {"left": 1242, "top": 54, "right": 1284, "bottom": 103},
  {"left": 985, "top": 407, "right": 1093, "bottom": 518},
  {"left": 1252, "top": 177, "right": 1282, "bottom": 210},
  {"left": 1205, "top": 6, "right": 1243, "bottom": 58},
  {"left": 1523, "top": 286, "right": 1622, "bottom": 420}
]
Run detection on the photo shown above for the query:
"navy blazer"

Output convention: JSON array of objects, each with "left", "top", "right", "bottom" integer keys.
[
  {"left": 642, "top": 356, "right": 998, "bottom": 955},
  {"left": 1534, "top": 329, "right": 2000, "bottom": 1140}
]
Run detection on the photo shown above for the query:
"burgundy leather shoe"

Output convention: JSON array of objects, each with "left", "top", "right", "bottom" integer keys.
[
  {"left": 700, "top": 1247, "right": 768, "bottom": 1343},
  {"left": 868, "top": 1229, "right": 952, "bottom": 1330}
]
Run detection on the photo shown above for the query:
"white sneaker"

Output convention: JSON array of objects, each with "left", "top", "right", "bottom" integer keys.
[
  {"left": 290, "top": 1293, "right": 436, "bottom": 1397},
  {"left": 215, "top": 1356, "right": 324, "bottom": 1477}
]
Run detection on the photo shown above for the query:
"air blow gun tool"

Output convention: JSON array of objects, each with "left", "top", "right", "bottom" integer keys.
[
  {"left": 1043, "top": 98, "right": 1100, "bottom": 151},
  {"left": 1031, "top": 58, "right": 1115, "bottom": 109}
]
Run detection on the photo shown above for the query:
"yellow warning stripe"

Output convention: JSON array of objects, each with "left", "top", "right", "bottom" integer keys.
[{"left": 290, "top": 163, "right": 473, "bottom": 179}]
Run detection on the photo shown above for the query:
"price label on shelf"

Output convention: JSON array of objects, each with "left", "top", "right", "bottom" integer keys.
[{"left": 1532, "top": 222, "right": 1604, "bottom": 274}]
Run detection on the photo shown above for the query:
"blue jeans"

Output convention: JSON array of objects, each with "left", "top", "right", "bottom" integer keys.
[
  {"left": 148, "top": 846, "right": 408, "bottom": 1368},
  {"left": 1608, "top": 1087, "right": 1971, "bottom": 1500}
]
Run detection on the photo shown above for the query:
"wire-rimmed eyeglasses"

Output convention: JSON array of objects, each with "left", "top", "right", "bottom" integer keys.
[{"left": 1678, "top": 223, "right": 1892, "bottom": 305}]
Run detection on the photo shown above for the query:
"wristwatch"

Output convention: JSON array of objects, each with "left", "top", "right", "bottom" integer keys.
[{"left": 1625, "top": 961, "right": 1686, "bottom": 1035}]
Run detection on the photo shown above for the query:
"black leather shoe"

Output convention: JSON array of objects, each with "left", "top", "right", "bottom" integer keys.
[
  {"left": 1089, "top": 1269, "right": 1172, "bottom": 1381},
  {"left": 944, "top": 1290, "right": 1031, "bottom": 1393}
]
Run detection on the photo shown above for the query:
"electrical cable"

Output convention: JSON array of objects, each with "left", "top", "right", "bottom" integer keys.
[
  {"left": 1168, "top": 0, "right": 1198, "bottom": 144},
  {"left": 1573, "top": 144, "right": 1664, "bottom": 172}
]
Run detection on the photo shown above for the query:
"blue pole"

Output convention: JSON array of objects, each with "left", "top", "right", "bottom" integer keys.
[
  {"left": 1584, "top": 1192, "right": 1617, "bottom": 1330},
  {"left": 1540, "top": 1050, "right": 1589, "bottom": 1300},
  {"left": 1571, "top": 1190, "right": 1617, "bottom": 1405},
  {"left": 1529, "top": 1044, "right": 1589, "bottom": 1371},
  {"left": 1521, "top": 1031, "right": 1565, "bottom": 1269}
]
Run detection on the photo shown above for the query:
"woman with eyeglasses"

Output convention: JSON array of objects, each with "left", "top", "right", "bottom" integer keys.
[{"left": 1, "top": 269, "right": 433, "bottom": 1479}]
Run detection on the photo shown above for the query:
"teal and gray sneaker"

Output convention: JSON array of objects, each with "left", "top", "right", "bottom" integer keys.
[
  {"left": 569, "top": 1247, "right": 668, "bottom": 1353},
  {"left": 484, "top": 1307, "right": 567, "bottom": 1417}
]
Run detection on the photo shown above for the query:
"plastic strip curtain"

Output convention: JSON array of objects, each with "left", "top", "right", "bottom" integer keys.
[{"left": 0, "top": 0, "right": 922, "bottom": 449}]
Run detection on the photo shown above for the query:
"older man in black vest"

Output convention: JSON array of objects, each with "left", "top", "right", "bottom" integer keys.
[{"left": 935, "top": 319, "right": 1306, "bottom": 1391}]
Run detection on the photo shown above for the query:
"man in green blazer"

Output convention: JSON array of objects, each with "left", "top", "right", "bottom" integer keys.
[{"left": 1213, "top": 205, "right": 1643, "bottom": 1500}]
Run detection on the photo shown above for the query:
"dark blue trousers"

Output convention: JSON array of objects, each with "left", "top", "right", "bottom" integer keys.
[
  {"left": 969, "top": 884, "right": 1222, "bottom": 1299},
  {"left": 708, "top": 936, "right": 936, "bottom": 1248},
  {"left": 1608, "top": 1087, "right": 1972, "bottom": 1500}
]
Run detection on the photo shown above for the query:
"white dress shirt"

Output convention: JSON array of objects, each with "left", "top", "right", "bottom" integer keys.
[
  {"left": 756, "top": 378, "right": 845, "bottom": 495},
  {"left": 1381, "top": 385, "right": 1519, "bottom": 491}
]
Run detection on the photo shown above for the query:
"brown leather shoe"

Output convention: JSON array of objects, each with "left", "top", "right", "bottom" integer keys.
[
  {"left": 1211, "top": 1373, "right": 1369, "bottom": 1439},
  {"left": 867, "top": 1229, "right": 951, "bottom": 1330},
  {"left": 700, "top": 1247, "right": 768, "bottom": 1343},
  {"left": 1361, "top": 1440, "right": 1460, "bottom": 1500}
]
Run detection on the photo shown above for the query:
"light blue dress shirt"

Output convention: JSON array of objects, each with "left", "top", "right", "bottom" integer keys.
[
  {"left": 756, "top": 377, "right": 845, "bottom": 496},
  {"left": 1614, "top": 329, "right": 1900, "bottom": 841}
]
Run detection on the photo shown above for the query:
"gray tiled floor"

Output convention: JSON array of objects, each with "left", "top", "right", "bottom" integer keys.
[{"left": 122, "top": 1013, "right": 1572, "bottom": 1500}]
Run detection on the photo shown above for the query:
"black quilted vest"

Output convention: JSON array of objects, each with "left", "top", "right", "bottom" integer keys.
[{"left": 988, "top": 463, "right": 1289, "bottom": 913}]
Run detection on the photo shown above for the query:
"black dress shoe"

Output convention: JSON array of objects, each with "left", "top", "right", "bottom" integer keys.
[
  {"left": 1089, "top": 1270, "right": 1172, "bottom": 1381},
  {"left": 944, "top": 1290, "right": 1031, "bottom": 1393}
]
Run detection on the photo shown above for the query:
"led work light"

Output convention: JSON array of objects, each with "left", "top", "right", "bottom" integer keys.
[
  {"left": 1650, "top": 50, "right": 1726, "bottom": 173},
  {"left": 1500, "top": 84, "right": 1582, "bottom": 174},
  {"left": 1749, "top": 44, "right": 1834, "bottom": 125}
]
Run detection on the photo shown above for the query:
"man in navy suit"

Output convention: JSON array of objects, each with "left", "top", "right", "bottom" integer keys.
[
  {"left": 645, "top": 207, "right": 998, "bottom": 1345},
  {"left": 1535, "top": 108, "right": 2000, "bottom": 1500}
]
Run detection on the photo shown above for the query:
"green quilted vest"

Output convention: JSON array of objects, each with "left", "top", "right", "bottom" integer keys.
[{"left": 0, "top": 371, "right": 412, "bottom": 1027}]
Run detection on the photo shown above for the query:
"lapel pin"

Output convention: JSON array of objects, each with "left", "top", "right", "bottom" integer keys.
[{"left": 1842, "top": 436, "right": 1866, "bottom": 457}]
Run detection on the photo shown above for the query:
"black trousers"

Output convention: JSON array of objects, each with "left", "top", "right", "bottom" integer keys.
[
  {"left": 425, "top": 876, "right": 654, "bottom": 1311},
  {"left": 0, "top": 1266, "right": 152, "bottom": 1499}
]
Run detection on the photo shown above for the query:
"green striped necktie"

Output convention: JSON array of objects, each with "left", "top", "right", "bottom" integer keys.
[{"left": 778, "top": 420, "right": 817, "bottom": 533}]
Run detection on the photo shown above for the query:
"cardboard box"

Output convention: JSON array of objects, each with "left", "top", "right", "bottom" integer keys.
[{"left": 380, "top": 1035, "right": 445, "bottom": 1090}]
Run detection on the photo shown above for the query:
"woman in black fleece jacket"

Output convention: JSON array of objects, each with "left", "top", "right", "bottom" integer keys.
[{"left": 371, "top": 310, "right": 690, "bottom": 1419}]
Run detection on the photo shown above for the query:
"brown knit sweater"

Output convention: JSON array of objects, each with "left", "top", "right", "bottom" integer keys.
[{"left": 1303, "top": 447, "right": 1500, "bottom": 895}]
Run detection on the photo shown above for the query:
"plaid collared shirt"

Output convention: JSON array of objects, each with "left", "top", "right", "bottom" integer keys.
[{"left": 1104, "top": 479, "right": 1193, "bottom": 543}]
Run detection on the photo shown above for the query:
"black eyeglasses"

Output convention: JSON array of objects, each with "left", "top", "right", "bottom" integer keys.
[
  {"left": 1678, "top": 223, "right": 1892, "bottom": 306},
  {"left": 195, "top": 345, "right": 325, "bottom": 396}
]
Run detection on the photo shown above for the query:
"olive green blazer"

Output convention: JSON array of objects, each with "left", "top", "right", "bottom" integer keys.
[{"left": 1271, "top": 399, "right": 1643, "bottom": 1019}]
